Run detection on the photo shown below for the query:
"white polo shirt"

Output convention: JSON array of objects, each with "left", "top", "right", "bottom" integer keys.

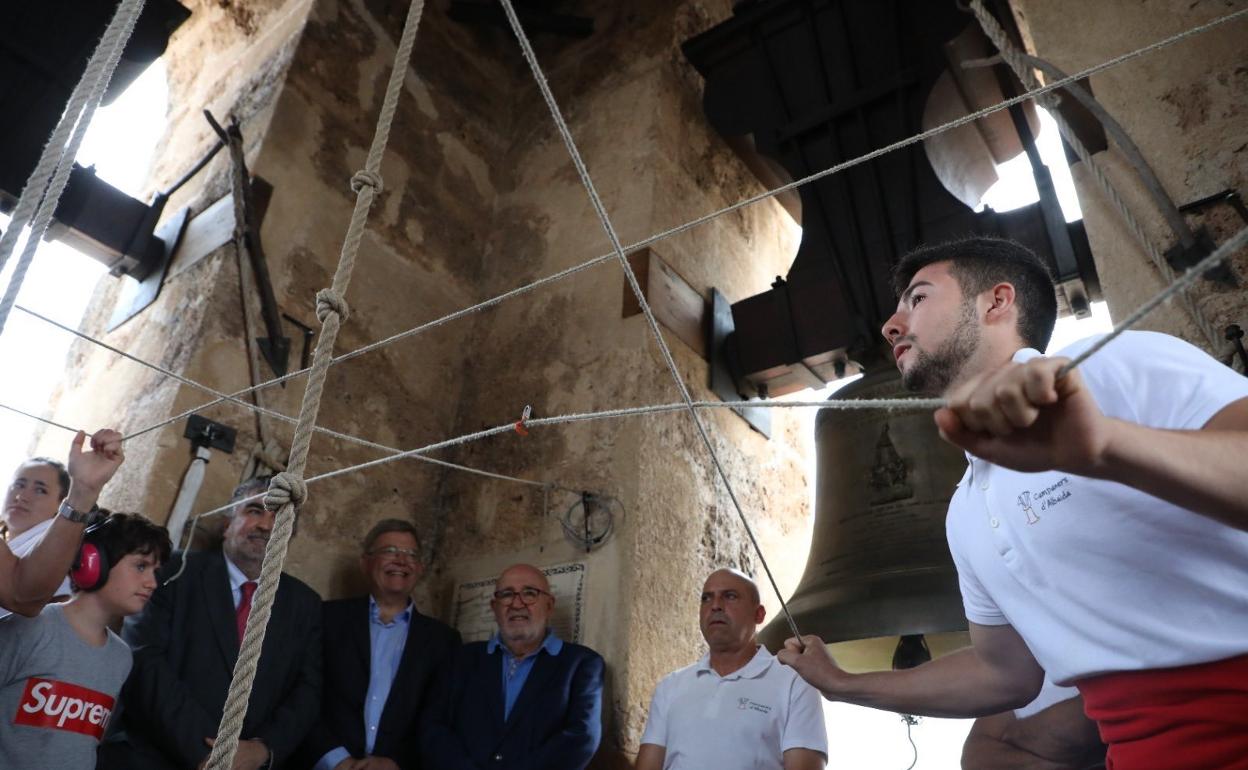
[
  {"left": 640, "top": 645, "right": 827, "bottom": 770},
  {"left": 947, "top": 331, "right": 1248, "bottom": 685},
  {"left": 1014, "top": 677, "right": 1078, "bottom": 719}
]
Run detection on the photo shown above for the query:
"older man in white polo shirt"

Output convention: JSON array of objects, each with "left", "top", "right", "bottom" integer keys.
[
  {"left": 778, "top": 237, "right": 1248, "bottom": 770},
  {"left": 636, "top": 568, "right": 827, "bottom": 770}
]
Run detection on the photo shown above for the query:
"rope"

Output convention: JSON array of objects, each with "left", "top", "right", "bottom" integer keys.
[
  {"left": 114, "top": 4, "right": 1248, "bottom": 444},
  {"left": 119, "top": 252, "right": 618, "bottom": 442},
  {"left": 0, "top": 0, "right": 147, "bottom": 336},
  {"left": 1061, "top": 224, "right": 1248, "bottom": 375},
  {"left": 204, "top": 2, "right": 426, "bottom": 766},
  {"left": 168, "top": 214, "right": 1248, "bottom": 529},
  {"left": 499, "top": 0, "right": 809, "bottom": 641},
  {"left": 187, "top": 395, "right": 944, "bottom": 519},
  {"left": 11, "top": 303, "right": 551, "bottom": 490},
  {"left": 0, "top": 402, "right": 84, "bottom": 435},
  {"left": 968, "top": 0, "right": 1232, "bottom": 358}
]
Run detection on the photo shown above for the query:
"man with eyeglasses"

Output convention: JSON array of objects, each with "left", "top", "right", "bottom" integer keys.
[
  {"left": 296, "top": 519, "right": 460, "bottom": 770},
  {"left": 422, "top": 563, "right": 604, "bottom": 769}
]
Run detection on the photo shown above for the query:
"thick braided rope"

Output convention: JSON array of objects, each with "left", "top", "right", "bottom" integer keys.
[
  {"left": 498, "top": 0, "right": 809, "bottom": 640},
  {"left": 116, "top": 5, "right": 1248, "bottom": 443},
  {"left": 204, "top": 2, "right": 426, "bottom": 767},
  {"left": 969, "top": 0, "right": 1230, "bottom": 358},
  {"left": 0, "top": 0, "right": 147, "bottom": 336},
  {"left": 0, "top": 0, "right": 145, "bottom": 277}
]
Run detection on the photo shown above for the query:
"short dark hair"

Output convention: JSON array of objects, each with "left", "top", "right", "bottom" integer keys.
[
  {"left": 26, "top": 457, "right": 70, "bottom": 501},
  {"left": 91, "top": 512, "right": 172, "bottom": 572},
  {"left": 362, "top": 518, "right": 421, "bottom": 553},
  {"left": 230, "top": 475, "right": 273, "bottom": 511},
  {"left": 893, "top": 236, "right": 1058, "bottom": 351}
]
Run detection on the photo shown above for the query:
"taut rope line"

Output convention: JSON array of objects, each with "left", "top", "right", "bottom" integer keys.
[
  {"left": 109, "top": 5, "right": 1247, "bottom": 444},
  {"left": 190, "top": 394, "right": 947, "bottom": 520},
  {"left": 1060, "top": 225, "right": 1248, "bottom": 376},
  {"left": 181, "top": 224, "right": 1248, "bottom": 537},
  {"left": 139, "top": 217, "right": 1248, "bottom": 525},
  {"left": 10, "top": 304, "right": 555, "bottom": 491},
  {"left": 498, "top": 0, "right": 806, "bottom": 640}
]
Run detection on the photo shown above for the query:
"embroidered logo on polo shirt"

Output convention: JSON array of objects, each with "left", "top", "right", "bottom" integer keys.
[
  {"left": 736, "top": 697, "right": 773, "bottom": 714},
  {"left": 1016, "top": 492, "right": 1041, "bottom": 525},
  {"left": 13, "top": 678, "right": 115, "bottom": 739},
  {"left": 1033, "top": 477, "right": 1072, "bottom": 513}
]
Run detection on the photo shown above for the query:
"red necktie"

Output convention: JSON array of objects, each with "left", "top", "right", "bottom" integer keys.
[{"left": 236, "top": 581, "right": 257, "bottom": 646}]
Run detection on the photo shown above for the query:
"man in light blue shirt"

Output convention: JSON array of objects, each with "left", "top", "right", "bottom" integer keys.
[{"left": 301, "top": 519, "right": 460, "bottom": 770}]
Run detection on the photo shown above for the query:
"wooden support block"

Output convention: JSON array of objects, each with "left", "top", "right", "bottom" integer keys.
[
  {"left": 164, "top": 192, "right": 235, "bottom": 282},
  {"left": 165, "top": 178, "right": 273, "bottom": 283},
  {"left": 621, "top": 247, "right": 708, "bottom": 359}
]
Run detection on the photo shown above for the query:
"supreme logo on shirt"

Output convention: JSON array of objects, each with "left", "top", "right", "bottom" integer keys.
[{"left": 13, "top": 678, "right": 115, "bottom": 739}]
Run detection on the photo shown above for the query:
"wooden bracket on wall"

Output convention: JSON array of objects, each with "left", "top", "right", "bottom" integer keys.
[
  {"left": 620, "top": 247, "right": 709, "bottom": 359},
  {"left": 618, "top": 246, "right": 772, "bottom": 437}
]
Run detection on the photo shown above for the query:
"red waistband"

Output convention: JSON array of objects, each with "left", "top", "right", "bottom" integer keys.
[{"left": 1077, "top": 655, "right": 1248, "bottom": 770}]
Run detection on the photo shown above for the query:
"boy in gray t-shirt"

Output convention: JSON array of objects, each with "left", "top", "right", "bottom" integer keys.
[{"left": 0, "top": 512, "right": 170, "bottom": 769}]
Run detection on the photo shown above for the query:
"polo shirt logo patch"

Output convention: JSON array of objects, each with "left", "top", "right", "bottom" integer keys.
[
  {"left": 13, "top": 678, "right": 114, "bottom": 739},
  {"left": 1016, "top": 492, "right": 1041, "bottom": 524},
  {"left": 736, "top": 697, "right": 773, "bottom": 714}
]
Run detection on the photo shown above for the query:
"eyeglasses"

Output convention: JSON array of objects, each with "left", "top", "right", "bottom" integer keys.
[
  {"left": 367, "top": 545, "right": 421, "bottom": 561},
  {"left": 492, "top": 586, "right": 551, "bottom": 605}
]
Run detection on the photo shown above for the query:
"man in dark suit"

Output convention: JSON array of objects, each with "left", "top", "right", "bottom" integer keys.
[
  {"left": 298, "top": 519, "right": 460, "bottom": 770},
  {"left": 422, "top": 563, "right": 604, "bottom": 770},
  {"left": 99, "top": 476, "right": 322, "bottom": 770}
]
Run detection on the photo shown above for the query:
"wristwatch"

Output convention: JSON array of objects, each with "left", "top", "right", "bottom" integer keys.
[{"left": 57, "top": 499, "right": 99, "bottom": 525}]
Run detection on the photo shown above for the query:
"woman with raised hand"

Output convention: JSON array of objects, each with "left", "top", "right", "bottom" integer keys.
[{"left": 0, "top": 429, "right": 124, "bottom": 616}]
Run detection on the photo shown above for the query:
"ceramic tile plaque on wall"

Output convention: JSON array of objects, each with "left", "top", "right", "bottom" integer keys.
[{"left": 452, "top": 561, "right": 586, "bottom": 643}]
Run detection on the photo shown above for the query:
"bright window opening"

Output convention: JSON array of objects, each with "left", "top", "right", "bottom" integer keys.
[
  {"left": 978, "top": 109, "right": 1083, "bottom": 223},
  {"left": 0, "top": 60, "right": 168, "bottom": 478}
]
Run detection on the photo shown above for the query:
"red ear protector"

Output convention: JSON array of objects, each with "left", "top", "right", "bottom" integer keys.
[{"left": 70, "top": 519, "right": 111, "bottom": 592}]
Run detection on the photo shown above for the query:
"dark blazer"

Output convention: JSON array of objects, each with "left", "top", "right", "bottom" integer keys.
[
  {"left": 295, "top": 595, "right": 461, "bottom": 769},
  {"left": 422, "top": 638, "right": 604, "bottom": 770},
  {"left": 99, "top": 550, "right": 322, "bottom": 770}
]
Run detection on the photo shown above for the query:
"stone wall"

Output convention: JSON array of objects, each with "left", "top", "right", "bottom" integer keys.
[
  {"left": 36, "top": 0, "right": 817, "bottom": 765},
  {"left": 425, "top": 2, "right": 814, "bottom": 761},
  {"left": 36, "top": 0, "right": 518, "bottom": 602},
  {"left": 34, "top": 0, "right": 320, "bottom": 534},
  {"left": 1009, "top": 0, "right": 1248, "bottom": 354}
]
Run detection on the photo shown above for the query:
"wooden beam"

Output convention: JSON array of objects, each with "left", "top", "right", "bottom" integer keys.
[{"left": 621, "top": 247, "right": 708, "bottom": 359}]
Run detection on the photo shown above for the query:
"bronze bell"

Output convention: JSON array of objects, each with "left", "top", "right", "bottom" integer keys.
[{"left": 759, "top": 366, "right": 971, "bottom": 670}]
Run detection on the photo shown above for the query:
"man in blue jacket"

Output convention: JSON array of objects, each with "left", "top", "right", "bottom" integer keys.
[{"left": 422, "top": 563, "right": 604, "bottom": 769}]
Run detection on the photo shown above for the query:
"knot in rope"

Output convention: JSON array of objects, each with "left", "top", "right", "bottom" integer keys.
[
  {"left": 316, "top": 289, "right": 350, "bottom": 324},
  {"left": 350, "top": 169, "right": 384, "bottom": 194},
  {"left": 264, "top": 472, "right": 307, "bottom": 511}
]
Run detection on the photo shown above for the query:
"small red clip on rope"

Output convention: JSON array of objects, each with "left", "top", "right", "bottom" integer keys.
[{"left": 514, "top": 404, "right": 532, "bottom": 436}]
